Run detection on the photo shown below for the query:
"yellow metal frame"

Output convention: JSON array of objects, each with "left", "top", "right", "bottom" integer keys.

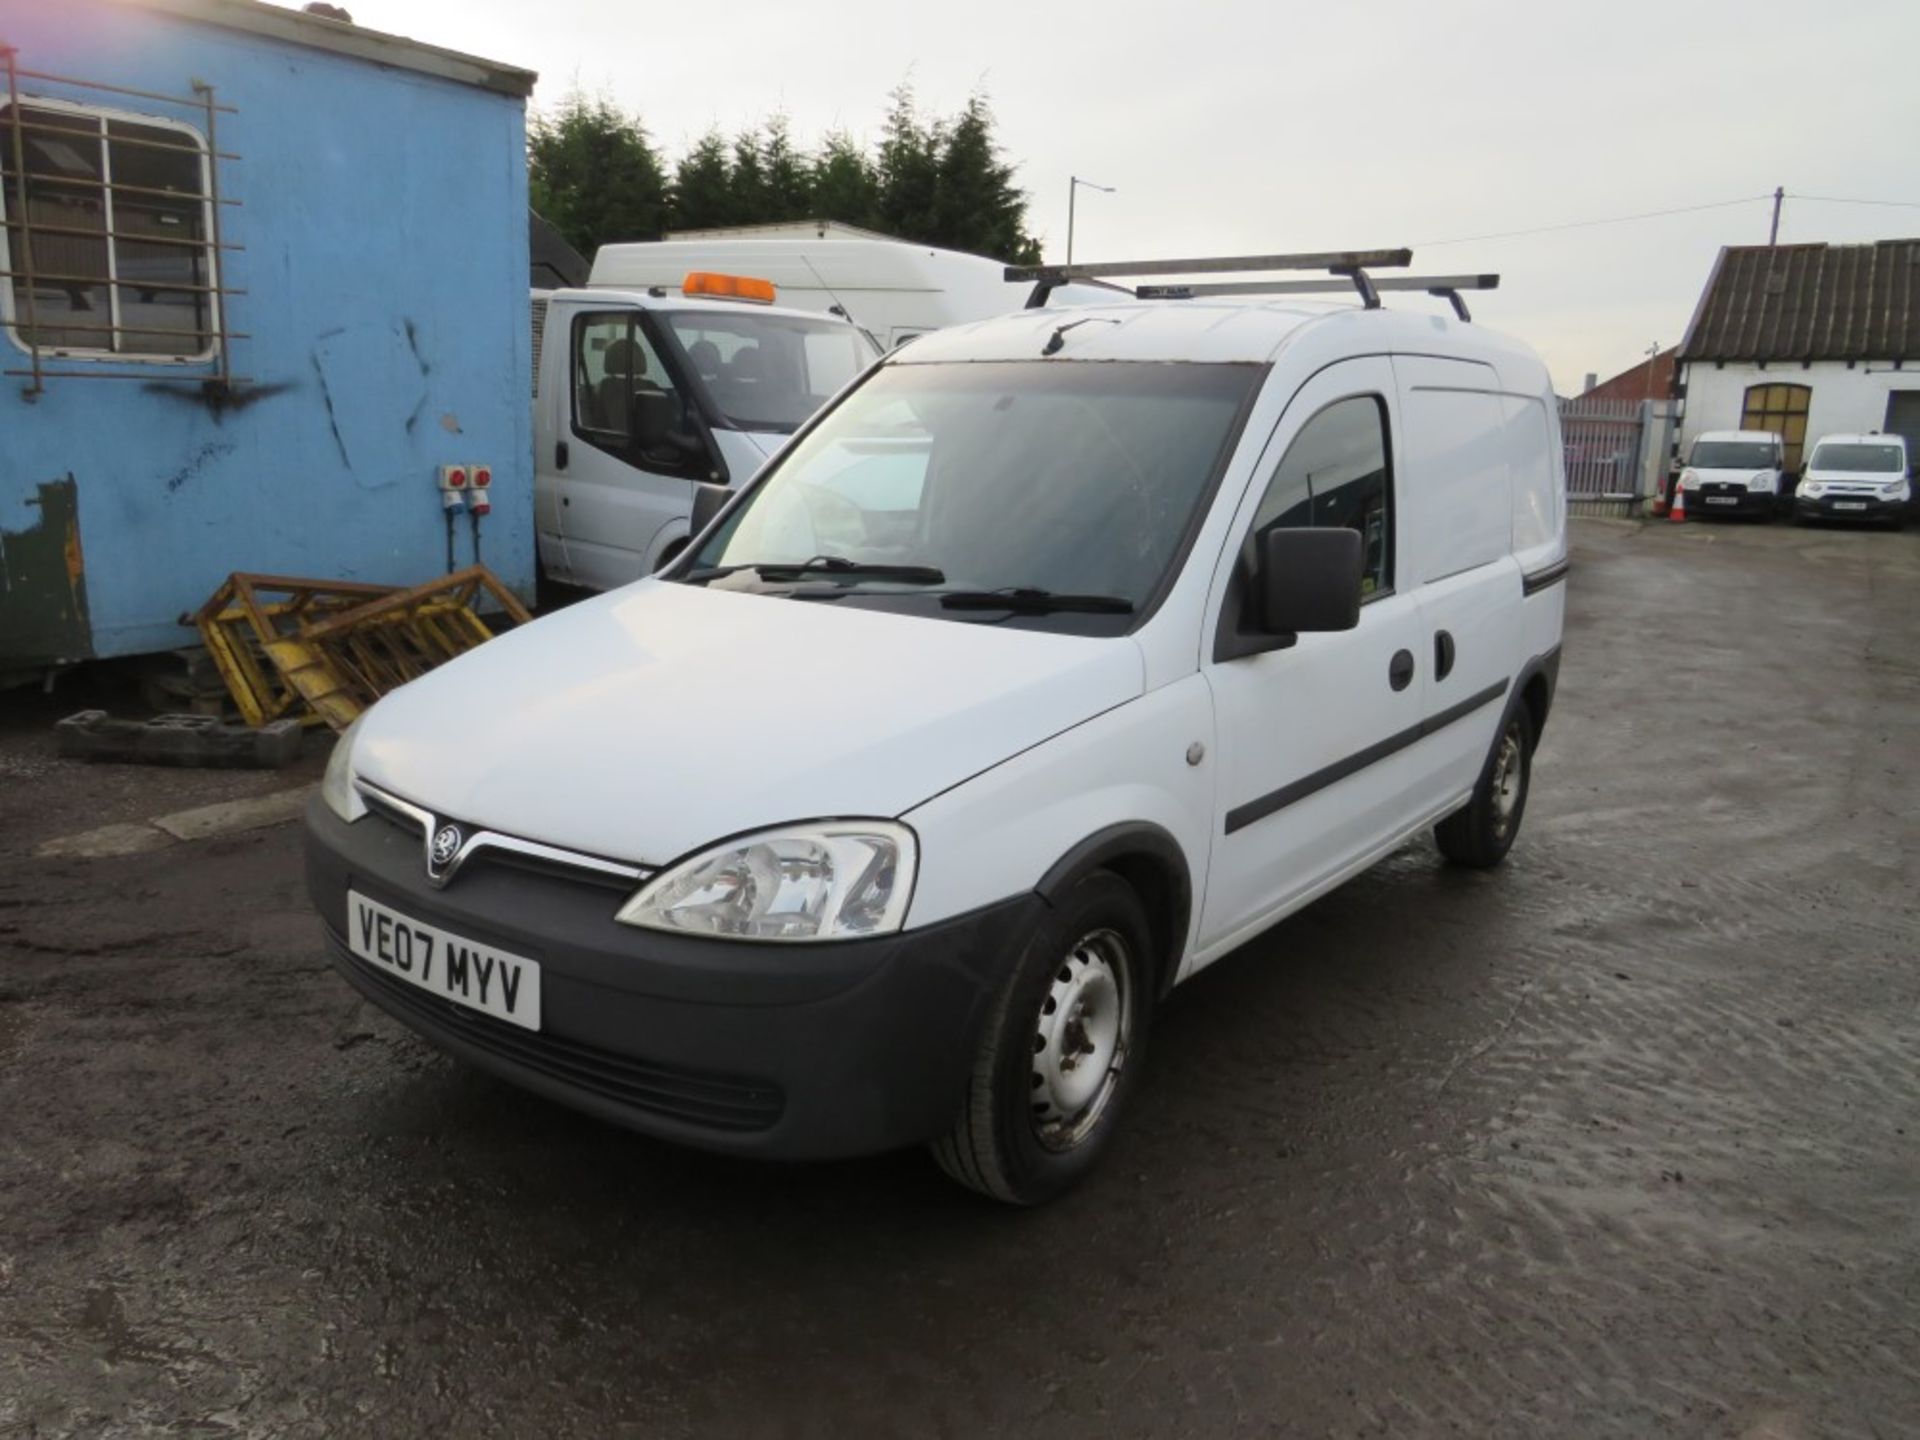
[{"left": 194, "top": 567, "right": 532, "bottom": 731}]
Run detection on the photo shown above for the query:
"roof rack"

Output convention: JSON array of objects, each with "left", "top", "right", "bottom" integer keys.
[
  {"left": 1007, "top": 249, "right": 1412, "bottom": 311},
  {"left": 1134, "top": 273, "right": 1500, "bottom": 322}
]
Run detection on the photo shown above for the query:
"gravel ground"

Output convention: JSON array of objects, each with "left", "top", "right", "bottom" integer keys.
[{"left": 2, "top": 516, "right": 1917, "bottom": 1439}]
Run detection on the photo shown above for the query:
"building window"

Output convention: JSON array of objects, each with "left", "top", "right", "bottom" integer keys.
[
  {"left": 1, "top": 99, "right": 218, "bottom": 361},
  {"left": 1740, "top": 382, "right": 1811, "bottom": 472}
]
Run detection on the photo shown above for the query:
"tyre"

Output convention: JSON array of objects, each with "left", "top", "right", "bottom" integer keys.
[
  {"left": 1435, "top": 704, "right": 1535, "bottom": 869},
  {"left": 930, "top": 871, "right": 1154, "bottom": 1205}
]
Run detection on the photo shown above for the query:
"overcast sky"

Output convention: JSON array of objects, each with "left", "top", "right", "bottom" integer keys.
[{"left": 323, "top": 0, "right": 1916, "bottom": 392}]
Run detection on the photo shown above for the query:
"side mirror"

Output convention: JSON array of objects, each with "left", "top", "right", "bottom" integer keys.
[
  {"left": 689, "top": 482, "right": 730, "bottom": 536},
  {"left": 1257, "top": 527, "right": 1363, "bottom": 635}
]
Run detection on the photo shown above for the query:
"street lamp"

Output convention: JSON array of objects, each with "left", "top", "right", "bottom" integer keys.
[{"left": 1066, "top": 175, "right": 1115, "bottom": 264}]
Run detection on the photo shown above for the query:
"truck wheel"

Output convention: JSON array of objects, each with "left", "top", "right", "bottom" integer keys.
[
  {"left": 930, "top": 871, "right": 1153, "bottom": 1205},
  {"left": 1435, "top": 706, "right": 1534, "bottom": 869}
]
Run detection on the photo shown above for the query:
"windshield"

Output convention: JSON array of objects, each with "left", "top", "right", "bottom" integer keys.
[
  {"left": 683, "top": 360, "right": 1262, "bottom": 631},
  {"left": 1689, "top": 440, "right": 1775, "bottom": 469},
  {"left": 1808, "top": 442, "right": 1905, "bottom": 474},
  {"left": 663, "top": 311, "right": 878, "bottom": 433}
]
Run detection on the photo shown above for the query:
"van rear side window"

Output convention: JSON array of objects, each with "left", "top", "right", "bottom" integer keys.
[{"left": 1399, "top": 375, "right": 1510, "bottom": 583}]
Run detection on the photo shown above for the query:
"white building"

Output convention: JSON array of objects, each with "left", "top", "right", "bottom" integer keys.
[{"left": 1674, "top": 239, "right": 1920, "bottom": 475}]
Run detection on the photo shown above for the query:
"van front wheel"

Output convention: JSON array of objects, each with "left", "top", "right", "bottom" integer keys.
[
  {"left": 1435, "top": 706, "right": 1534, "bottom": 869},
  {"left": 930, "top": 871, "right": 1153, "bottom": 1205}
]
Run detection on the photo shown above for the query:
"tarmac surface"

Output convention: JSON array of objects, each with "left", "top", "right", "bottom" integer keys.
[{"left": 2, "top": 516, "right": 1917, "bottom": 1439}]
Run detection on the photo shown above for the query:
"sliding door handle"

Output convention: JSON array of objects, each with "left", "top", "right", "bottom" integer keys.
[{"left": 1435, "top": 630, "right": 1456, "bottom": 681}]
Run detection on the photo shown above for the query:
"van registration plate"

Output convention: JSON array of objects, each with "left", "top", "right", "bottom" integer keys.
[
  {"left": 1833, "top": 501, "right": 1868, "bottom": 511},
  {"left": 1704, "top": 496, "right": 1738, "bottom": 506},
  {"left": 347, "top": 891, "right": 541, "bottom": 1030}
]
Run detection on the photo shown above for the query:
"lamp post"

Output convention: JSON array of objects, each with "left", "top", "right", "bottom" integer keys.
[{"left": 1066, "top": 175, "right": 1115, "bottom": 265}]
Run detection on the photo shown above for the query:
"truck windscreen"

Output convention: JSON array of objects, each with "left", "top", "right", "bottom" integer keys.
[{"left": 663, "top": 312, "right": 879, "bottom": 434}]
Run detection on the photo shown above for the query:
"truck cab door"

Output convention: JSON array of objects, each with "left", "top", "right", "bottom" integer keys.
[
  {"left": 531, "top": 294, "right": 571, "bottom": 583},
  {"left": 554, "top": 308, "right": 721, "bottom": 590}
]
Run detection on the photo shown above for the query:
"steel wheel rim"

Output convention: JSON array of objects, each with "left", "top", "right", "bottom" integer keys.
[
  {"left": 1490, "top": 722, "right": 1525, "bottom": 837},
  {"left": 1029, "top": 927, "right": 1133, "bottom": 1153}
]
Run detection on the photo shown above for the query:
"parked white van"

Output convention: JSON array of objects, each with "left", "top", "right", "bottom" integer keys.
[
  {"left": 532, "top": 274, "right": 880, "bottom": 589},
  {"left": 1794, "top": 432, "right": 1911, "bottom": 527},
  {"left": 310, "top": 253, "right": 1567, "bottom": 1204},
  {"left": 1677, "top": 429, "right": 1786, "bottom": 518}
]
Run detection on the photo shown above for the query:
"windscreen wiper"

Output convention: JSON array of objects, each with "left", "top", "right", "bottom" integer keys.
[
  {"left": 939, "top": 587, "right": 1135, "bottom": 614},
  {"left": 688, "top": 555, "right": 946, "bottom": 585}
]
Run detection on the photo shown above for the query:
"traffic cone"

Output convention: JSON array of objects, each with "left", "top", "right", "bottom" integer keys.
[{"left": 1669, "top": 485, "right": 1687, "bottom": 522}]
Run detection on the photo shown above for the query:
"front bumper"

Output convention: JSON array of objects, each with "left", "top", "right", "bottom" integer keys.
[
  {"left": 305, "top": 799, "right": 1037, "bottom": 1159},
  {"left": 1795, "top": 493, "right": 1907, "bottom": 522}
]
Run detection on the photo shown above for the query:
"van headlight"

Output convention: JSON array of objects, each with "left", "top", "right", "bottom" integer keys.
[
  {"left": 1799, "top": 481, "right": 1824, "bottom": 498},
  {"left": 1678, "top": 469, "right": 1698, "bottom": 491},
  {"left": 1748, "top": 472, "right": 1773, "bottom": 491},
  {"left": 1884, "top": 480, "right": 1910, "bottom": 499},
  {"left": 617, "top": 821, "right": 917, "bottom": 941},
  {"left": 320, "top": 714, "right": 367, "bottom": 822}
]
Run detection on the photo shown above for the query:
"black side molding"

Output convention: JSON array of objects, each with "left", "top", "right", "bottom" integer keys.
[
  {"left": 1521, "top": 558, "right": 1571, "bottom": 595},
  {"left": 1224, "top": 678, "right": 1510, "bottom": 836}
]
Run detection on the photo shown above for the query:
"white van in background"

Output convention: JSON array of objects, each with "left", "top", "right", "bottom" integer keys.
[
  {"left": 312, "top": 250, "right": 1567, "bottom": 1204},
  {"left": 1795, "top": 433, "right": 1912, "bottom": 528},
  {"left": 1676, "top": 430, "right": 1786, "bottom": 518},
  {"left": 589, "top": 234, "right": 1114, "bottom": 350},
  {"left": 531, "top": 273, "right": 880, "bottom": 589}
]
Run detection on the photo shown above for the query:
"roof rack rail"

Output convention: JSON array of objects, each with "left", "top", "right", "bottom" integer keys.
[
  {"left": 1008, "top": 249, "right": 1413, "bottom": 311},
  {"left": 1134, "top": 272, "right": 1500, "bottom": 322}
]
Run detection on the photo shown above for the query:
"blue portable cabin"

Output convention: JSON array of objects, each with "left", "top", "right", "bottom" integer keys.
[{"left": 0, "top": 0, "right": 536, "bottom": 675}]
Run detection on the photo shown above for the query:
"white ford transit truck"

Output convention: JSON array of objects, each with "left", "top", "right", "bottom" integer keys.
[
  {"left": 532, "top": 272, "right": 880, "bottom": 588},
  {"left": 310, "top": 252, "right": 1567, "bottom": 1205}
]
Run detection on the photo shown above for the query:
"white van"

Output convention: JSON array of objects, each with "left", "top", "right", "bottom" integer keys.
[
  {"left": 1677, "top": 429, "right": 1786, "bottom": 518},
  {"left": 532, "top": 274, "right": 880, "bottom": 589},
  {"left": 1795, "top": 433, "right": 1911, "bottom": 527},
  {"left": 589, "top": 236, "right": 1115, "bottom": 351},
  {"left": 311, "top": 253, "right": 1567, "bottom": 1204}
]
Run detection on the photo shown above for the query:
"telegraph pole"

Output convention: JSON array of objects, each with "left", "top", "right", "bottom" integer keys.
[{"left": 1769, "top": 186, "right": 1784, "bottom": 245}]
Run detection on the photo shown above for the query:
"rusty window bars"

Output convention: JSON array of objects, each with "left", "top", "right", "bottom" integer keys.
[{"left": 0, "top": 42, "right": 244, "bottom": 395}]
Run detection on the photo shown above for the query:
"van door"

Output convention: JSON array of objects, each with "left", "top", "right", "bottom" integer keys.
[
  {"left": 555, "top": 308, "right": 718, "bottom": 589},
  {"left": 1391, "top": 356, "right": 1524, "bottom": 815},
  {"left": 1198, "top": 358, "right": 1431, "bottom": 956}
]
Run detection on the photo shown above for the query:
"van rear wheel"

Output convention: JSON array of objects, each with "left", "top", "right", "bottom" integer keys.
[
  {"left": 930, "top": 871, "right": 1153, "bottom": 1205},
  {"left": 1435, "top": 706, "right": 1534, "bottom": 869}
]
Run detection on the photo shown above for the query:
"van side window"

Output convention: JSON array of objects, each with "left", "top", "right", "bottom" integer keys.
[
  {"left": 1251, "top": 394, "right": 1393, "bottom": 598},
  {"left": 570, "top": 313, "right": 694, "bottom": 472}
]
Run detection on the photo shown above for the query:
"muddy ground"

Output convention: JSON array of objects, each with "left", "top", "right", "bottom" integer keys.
[{"left": 2, "top": 517, "right": 1917, "bottom": 1439}]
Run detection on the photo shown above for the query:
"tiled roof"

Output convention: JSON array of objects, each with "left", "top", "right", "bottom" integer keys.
[
  {"left": 1678, "top": 239, "right": 1920, "bottom": 362},
  {"left": 1583, "top": 346, "right": 1677, "bottom": 402}
]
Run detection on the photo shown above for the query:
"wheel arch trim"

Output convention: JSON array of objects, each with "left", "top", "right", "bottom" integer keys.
[{"left": 1034, "top": 822, "right": 1192, "bottom": 997}]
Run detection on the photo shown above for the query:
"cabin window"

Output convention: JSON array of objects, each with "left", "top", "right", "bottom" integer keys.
[
  {"left": 1740, "top": 383, "right": 1811, "bottom": 472},
  {"left": 1252, "top": 394, "right": 1395, "bottom": 599},
  {"left": 0, "top": 99, "right": 218, "bottom": 361}
]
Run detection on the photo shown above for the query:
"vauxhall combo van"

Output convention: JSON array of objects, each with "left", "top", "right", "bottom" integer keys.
[{"left": 307, "top": 256, "right": 1567, "bottom": 1204}]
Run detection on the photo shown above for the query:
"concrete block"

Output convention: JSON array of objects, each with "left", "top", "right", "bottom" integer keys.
[{"left": 55, "top": 711, "right": 306, "bottom": 769}]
